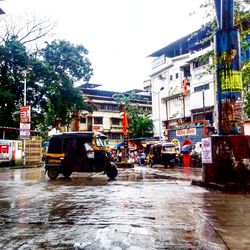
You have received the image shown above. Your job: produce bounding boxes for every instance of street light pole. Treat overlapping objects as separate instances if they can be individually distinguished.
[158,93,161,141]
[202,88,205,120]
[23,71,27,167]
[24,72,27,106]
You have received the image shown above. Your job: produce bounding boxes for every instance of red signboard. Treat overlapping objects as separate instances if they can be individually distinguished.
[0,145,9,154]
[176,128,196,136]
[20,105,31,123]
[0,144,11,161]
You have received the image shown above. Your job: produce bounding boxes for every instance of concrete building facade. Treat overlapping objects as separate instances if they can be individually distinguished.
[72,84,151,147]
[148,28,216,141]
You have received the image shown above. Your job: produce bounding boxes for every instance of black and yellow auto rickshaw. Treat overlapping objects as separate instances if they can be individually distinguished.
[148,142,162,166]
[161,142,177,167]
[44,131,118,180]
[148,142,177,167]
[144,141,160,165]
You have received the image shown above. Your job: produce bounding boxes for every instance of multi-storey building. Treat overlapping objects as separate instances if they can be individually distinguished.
[148,27,215,143]
[72,83,151,147]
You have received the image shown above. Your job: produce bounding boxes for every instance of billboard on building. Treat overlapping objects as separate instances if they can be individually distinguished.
[0,140,22,163]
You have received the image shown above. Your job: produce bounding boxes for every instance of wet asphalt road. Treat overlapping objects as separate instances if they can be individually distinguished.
[0,165,250,250]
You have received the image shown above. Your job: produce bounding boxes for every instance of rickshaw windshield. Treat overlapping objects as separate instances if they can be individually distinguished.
[96,137,108,147]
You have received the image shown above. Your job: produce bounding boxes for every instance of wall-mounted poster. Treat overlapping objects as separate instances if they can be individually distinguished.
[202,137,212,164]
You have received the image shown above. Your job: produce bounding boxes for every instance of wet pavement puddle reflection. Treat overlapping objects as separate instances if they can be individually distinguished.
[0,166,249,249]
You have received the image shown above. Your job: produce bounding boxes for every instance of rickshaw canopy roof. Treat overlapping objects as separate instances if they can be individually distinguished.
[52,131,94,139]
[162,142,176,147]
[95,132,108,139]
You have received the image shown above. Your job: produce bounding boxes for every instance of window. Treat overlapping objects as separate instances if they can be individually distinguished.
[193,57,209,69]
[183,65,191,78]
[100,104,107,110]
[93,117,103,124]
[108,133,121,140]
[98,104,119,111]
[175,73,179,79]
[80,117,86,124]
[194,83,209,92]
[109,104,119,111]
[170,75,173,81]
[111,118,120,126]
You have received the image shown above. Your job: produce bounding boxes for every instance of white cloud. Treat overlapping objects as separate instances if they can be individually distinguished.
[2,0,207,92]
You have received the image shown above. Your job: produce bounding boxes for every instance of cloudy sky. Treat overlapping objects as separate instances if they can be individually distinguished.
[1,0,208,92]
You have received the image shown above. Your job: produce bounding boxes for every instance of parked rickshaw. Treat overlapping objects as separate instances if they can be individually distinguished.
[148,143,162,166]
[144,141,160,165]
[44,132,118,180]
[161,142,177,167]
[148,142,177,167]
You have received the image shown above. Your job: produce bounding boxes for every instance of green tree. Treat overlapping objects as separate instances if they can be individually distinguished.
[113,92,153,138]
[0,16,94,137]
[38,40,93,130]
[0,38,30,128]
[242,60,250,116]
[126,105,153,138]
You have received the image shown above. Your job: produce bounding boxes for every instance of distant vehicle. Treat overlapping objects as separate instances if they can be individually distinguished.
[161,142,177,167]
[44,132,118,180]
[148,142,177,168]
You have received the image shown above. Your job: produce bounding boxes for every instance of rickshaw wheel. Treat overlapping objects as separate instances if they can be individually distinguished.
[62,169,72,178]
[106,164,118,179]
[47,167,59,180]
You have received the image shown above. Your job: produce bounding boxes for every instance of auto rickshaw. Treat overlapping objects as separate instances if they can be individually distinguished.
[161,142,177,167]
[148,142,177,167]
[44,131,118,180]
[148,142,163,167]
[144,141,160,165]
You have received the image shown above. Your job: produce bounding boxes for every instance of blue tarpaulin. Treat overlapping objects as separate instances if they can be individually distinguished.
[114,142,124,148]
[43,141,49,147]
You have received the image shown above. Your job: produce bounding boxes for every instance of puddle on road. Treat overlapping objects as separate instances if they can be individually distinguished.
[118,167,178,182]
[0,166,201,185]
[117,165,202,182]
[47,175,108,187]
[2,166,245,250]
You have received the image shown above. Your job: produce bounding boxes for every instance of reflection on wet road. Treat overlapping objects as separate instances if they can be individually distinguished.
[0,166,249,249]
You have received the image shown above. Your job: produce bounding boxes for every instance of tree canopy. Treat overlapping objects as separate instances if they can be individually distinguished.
[0,17,94,137]
[113,92,153,138]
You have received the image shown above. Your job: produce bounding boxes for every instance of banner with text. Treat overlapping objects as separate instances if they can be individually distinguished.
[176,128,196,136]
[20,123,30,139]
[20,105,31,123]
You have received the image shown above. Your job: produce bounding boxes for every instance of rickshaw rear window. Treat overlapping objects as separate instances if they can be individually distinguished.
[162,145,175,151]
[48,136,62,154]
[96,137,107,147]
